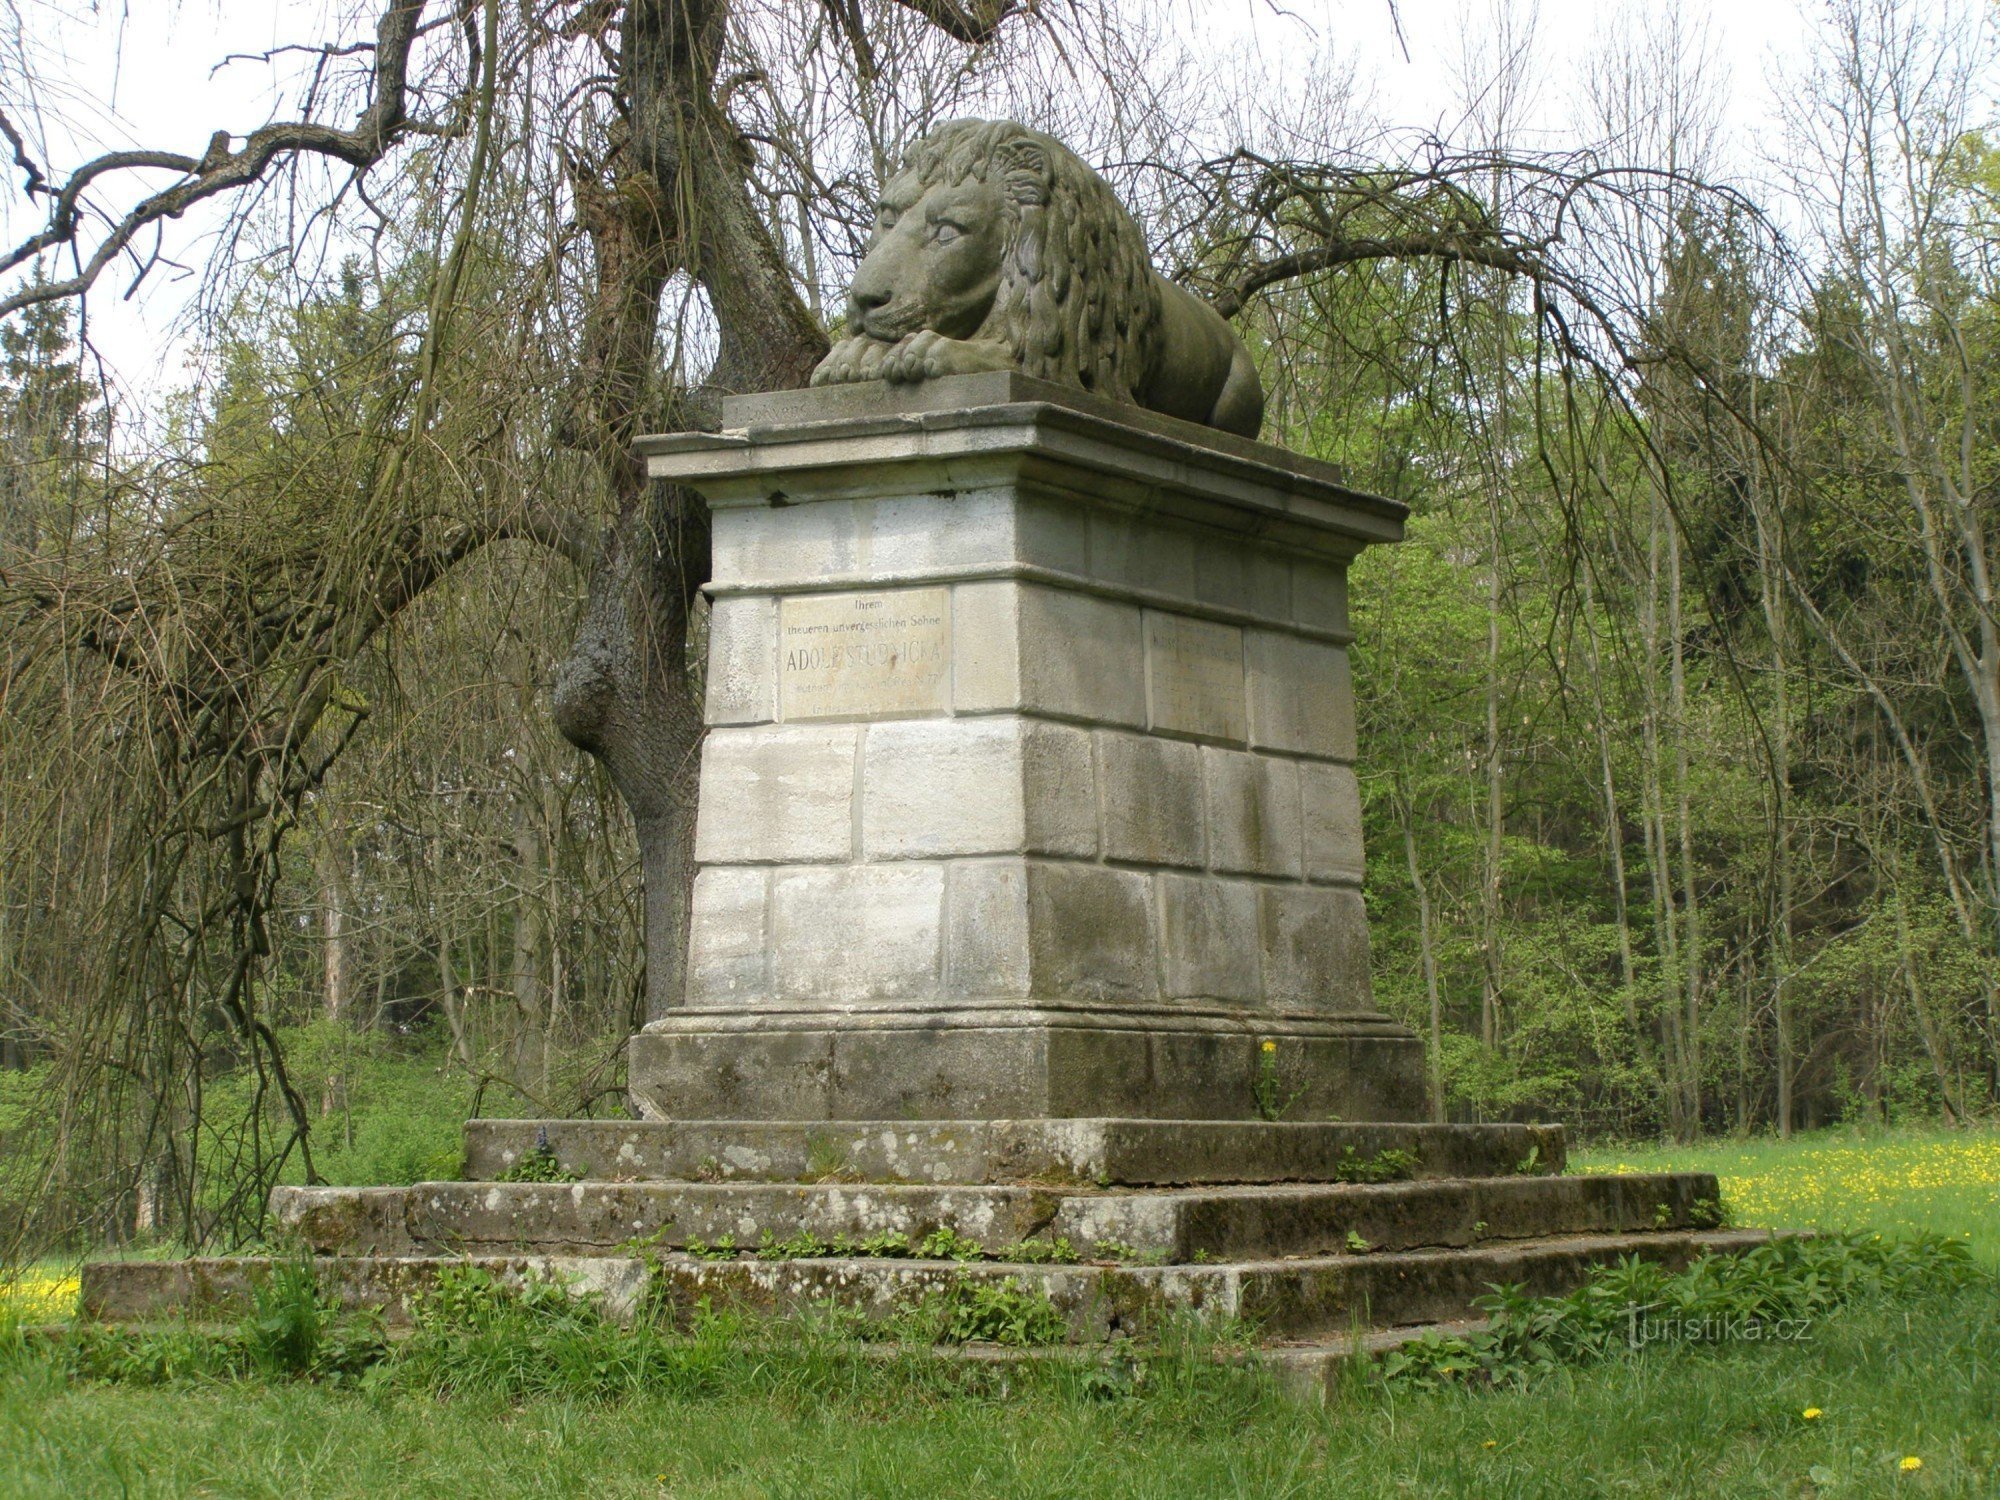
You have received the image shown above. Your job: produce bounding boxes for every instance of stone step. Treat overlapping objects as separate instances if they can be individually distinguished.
[78,1230,1772,1340]
[269,1171,1718,1262]
[461,1117,1567,1187]
[649,1229,1772,1340]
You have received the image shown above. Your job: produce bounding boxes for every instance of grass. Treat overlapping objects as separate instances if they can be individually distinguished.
[2,1285,1994,1497]
[1573,1122,2000,1263]
[0,1125,1995,1497]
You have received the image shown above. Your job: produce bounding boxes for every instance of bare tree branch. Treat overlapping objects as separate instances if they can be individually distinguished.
[0,1,440,319]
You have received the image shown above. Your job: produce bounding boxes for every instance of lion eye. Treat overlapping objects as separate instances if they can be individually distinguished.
[932,222,963,244]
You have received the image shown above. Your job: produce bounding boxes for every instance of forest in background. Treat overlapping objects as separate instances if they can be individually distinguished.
[1,0,1997,1253]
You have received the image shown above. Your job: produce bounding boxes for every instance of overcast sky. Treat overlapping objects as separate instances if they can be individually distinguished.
[1,0,1824,401]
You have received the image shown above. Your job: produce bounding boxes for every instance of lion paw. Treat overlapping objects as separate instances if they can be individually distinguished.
[809,336,877,386]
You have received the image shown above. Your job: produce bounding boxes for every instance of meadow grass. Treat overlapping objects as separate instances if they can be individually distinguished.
[1573,1123,2000,1262]
[0,1125,1994,1497]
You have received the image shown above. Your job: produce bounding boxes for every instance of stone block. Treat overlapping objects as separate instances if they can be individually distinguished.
[631,1011,1429,1122]
[1026,862,1158,1003]
[686,868,771,1003]
[943,860,1032,998]
[694,724,857,864]
[1016,491,1092,574]
[1098,732,1204,867]
[1259,886,1373,1010]
[1203,748,1302,877]
[861,719,1095,859]
[709,490,1016,590]
[1145,611,1247,742]
[704,595,776,725]
[1195,540,1291,618]
[1089,509,1196,596]
[1302,762,1366,883]
[951,580,1020,713]
[1245,631,1356,760]
[1016,586,1146,727]
[772,864,944,1002]
[1158,874,1261,1002]
[1291,560,1350,635]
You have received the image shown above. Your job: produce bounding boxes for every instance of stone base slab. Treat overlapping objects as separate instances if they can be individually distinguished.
[270,1171,1721,1263]
[462,1118,1566,1186]
[80,1230,1773,1340]
[629,1007,1427,1122]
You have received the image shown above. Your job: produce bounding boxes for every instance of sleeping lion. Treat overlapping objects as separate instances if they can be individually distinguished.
[810,119,1265,440]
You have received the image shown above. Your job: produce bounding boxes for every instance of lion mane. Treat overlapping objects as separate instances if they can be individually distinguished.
[894,119,1165,408]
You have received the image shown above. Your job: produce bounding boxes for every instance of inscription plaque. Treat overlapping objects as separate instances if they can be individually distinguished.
[779,587,952,719]
[1145,611,1247,740]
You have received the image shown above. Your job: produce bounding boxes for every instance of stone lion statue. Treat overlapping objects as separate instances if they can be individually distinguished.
[810,119,1265,439]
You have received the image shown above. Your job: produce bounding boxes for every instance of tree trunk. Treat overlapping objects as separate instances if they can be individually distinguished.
[547,0,825,1025]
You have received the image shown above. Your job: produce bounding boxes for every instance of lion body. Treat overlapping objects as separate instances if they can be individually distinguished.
[810,120,1265,440]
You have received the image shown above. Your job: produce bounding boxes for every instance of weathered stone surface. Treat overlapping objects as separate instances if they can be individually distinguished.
[686,868,770,1002]
[1290,560,1350,635]
[1145,611,1246,741]
[705,594,777,725]
[266,1171,1719,1264]
[1015,586,1146,727]
[1194,539,1292,618]
[710,489,1018,591]
[461,1118,1571,1187]
[1259,886,1372,1010]
[861,719,1095,859]
[273,1180,1069,1258]
[1054,1172,1722,1262]
[1301,762,1365,884]
[694,723,857,864]
[1245,632,1355,760]
[1203,748,1302,878]
[1024,863,1158,1003]
[942,860,1032,998]
[1157,874,1260,1002]
[83,1230,1772,1339]
[771,864,944,1002]
[631,1011,1426,1121]
[643,1229,1773,1341]
[949,580,1022,713]
[1098,733,1204,867]
[79,1255,651,1327]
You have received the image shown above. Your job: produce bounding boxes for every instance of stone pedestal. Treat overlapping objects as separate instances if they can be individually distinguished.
[630,373,1427,1122]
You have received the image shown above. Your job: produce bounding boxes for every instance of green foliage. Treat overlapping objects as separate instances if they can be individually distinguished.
[1329,1146,1420,1184]
[915,1226,984,1262]
[883,1277,1068,1348]
[754,1228,1078,1264]
[1380,1232,1986,1391]
[494,1145,580,1185]
[1250,1040,1302,1122]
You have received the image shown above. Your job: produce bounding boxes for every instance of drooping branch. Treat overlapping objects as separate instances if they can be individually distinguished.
[0,0,444,319]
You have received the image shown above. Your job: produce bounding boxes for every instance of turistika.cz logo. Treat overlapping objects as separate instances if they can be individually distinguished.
[1624,1307,1813,1348]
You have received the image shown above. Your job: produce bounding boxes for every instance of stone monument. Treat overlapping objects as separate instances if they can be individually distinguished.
[630,117,1424,1124]
[84,122,1752,1371]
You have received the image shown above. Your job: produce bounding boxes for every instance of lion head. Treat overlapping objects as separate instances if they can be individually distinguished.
[815,119,1164,405]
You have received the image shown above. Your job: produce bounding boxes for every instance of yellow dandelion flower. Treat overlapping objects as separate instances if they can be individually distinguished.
[1482,1440,1497,1450]
[1802,1408,1823,1420]
[1900,1456,1923,1473]
[1261,1040,1277,1053]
